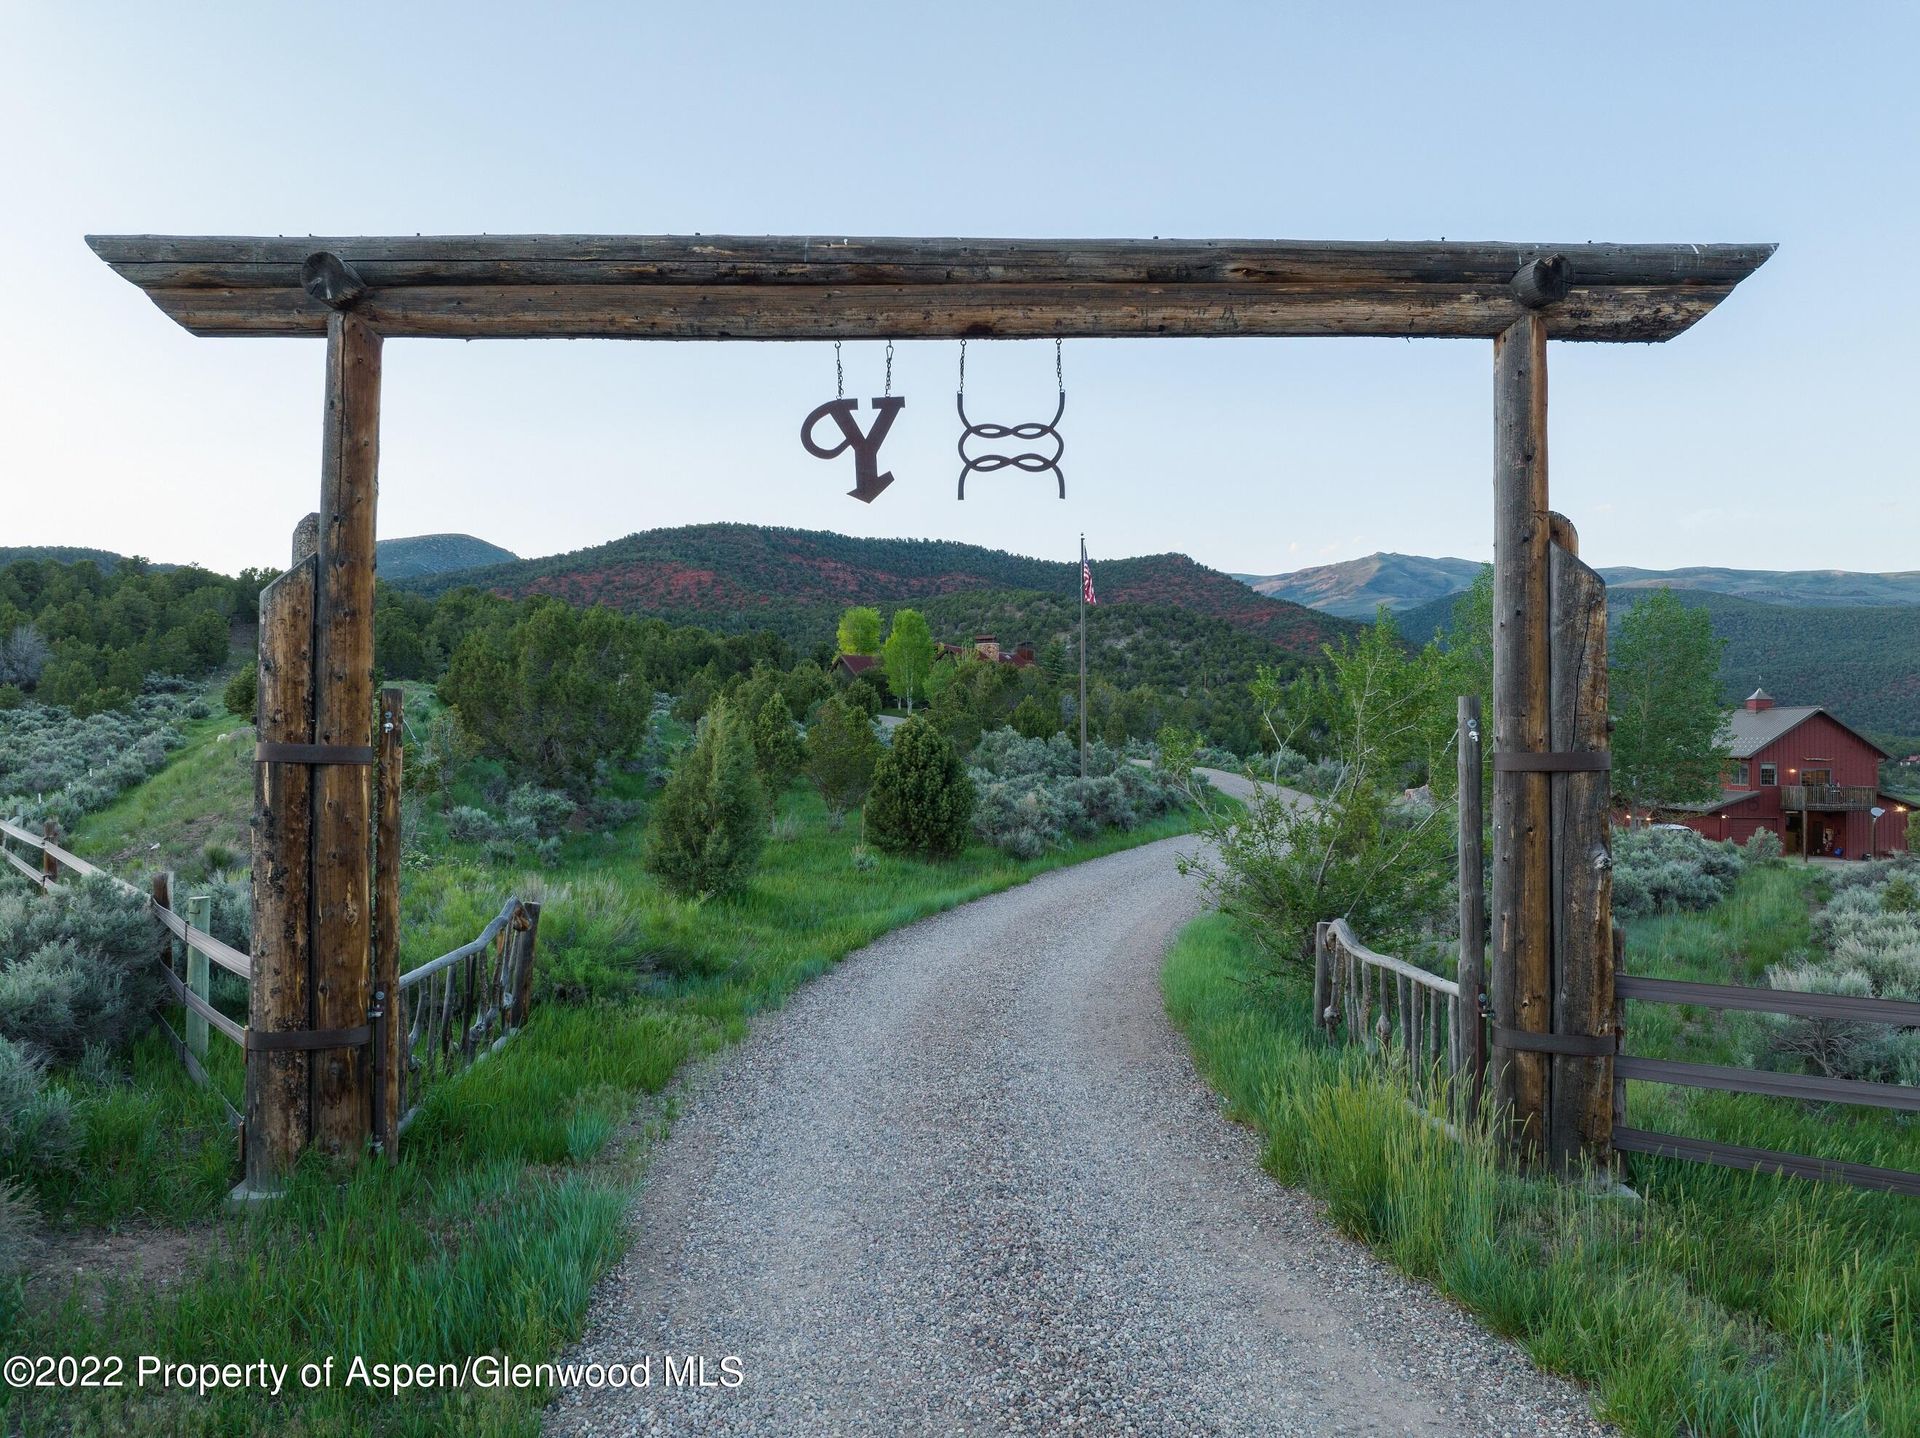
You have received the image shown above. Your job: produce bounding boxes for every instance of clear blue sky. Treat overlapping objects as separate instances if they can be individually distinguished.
[2,2,1914,579]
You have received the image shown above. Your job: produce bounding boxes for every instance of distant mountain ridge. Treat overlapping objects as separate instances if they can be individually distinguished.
[2,534,516,582]
[375,533,518,580]
[1243,551,1920,616]
[404,522,1355,658]
[1240,553,1484,617]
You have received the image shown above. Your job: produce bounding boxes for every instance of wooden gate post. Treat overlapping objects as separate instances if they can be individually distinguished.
[310,309,382,1159]
[1490,311,1553,1161]
[245,526,317,1195]
[1549,529,1615,1169]
[1456,694,1487,1107]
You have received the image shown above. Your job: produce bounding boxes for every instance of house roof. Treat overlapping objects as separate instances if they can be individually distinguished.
[1658,789,1766,815]
[836,654,878,676]
[1722,704,1891,761]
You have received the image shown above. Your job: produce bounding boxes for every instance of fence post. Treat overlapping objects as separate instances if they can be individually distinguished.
[374,687,404,1159]
[186,892,213,1061]
[151,870,174,974]
[41,819,61,886]
[1312,920,1331,1035]
[507,901,543,1030]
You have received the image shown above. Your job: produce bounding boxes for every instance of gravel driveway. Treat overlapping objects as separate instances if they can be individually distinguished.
[545,818,1608,1437]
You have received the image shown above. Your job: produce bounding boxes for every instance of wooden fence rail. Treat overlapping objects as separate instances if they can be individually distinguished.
[392,896,541,1137]
[1313,913,1920,1197]
[2,812,541,1165]
[1315,917,1471,1106]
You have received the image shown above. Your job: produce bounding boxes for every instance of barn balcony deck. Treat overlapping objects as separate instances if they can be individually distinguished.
[1783,785,1878,812]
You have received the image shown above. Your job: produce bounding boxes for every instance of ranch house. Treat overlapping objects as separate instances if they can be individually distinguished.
[1657,690,1911,858]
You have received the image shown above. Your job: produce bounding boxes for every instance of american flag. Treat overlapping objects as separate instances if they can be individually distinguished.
[1081,553,1097,606]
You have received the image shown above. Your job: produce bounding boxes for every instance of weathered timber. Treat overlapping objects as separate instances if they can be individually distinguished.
[374,687,403,1157]
[309,311,381,1161]
[507,901,542,1030]
[1511,256,1572,308]
[300,252,368,309]
[247,551,316,1191]
[41,819,60,886]
[123,280,1743,343]
[292,511,319,564]
[1491,311,1553,1162]
[1456,694,1487,1108]
[1548,542,1614,1170]
[1548,510,1579,555]
[151,870,174,985]
[186,892,212,1061]
[85,234,1778,289]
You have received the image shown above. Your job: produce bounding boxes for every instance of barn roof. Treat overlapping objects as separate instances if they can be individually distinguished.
[1724,704,1891,760]
[83,235,1777,343]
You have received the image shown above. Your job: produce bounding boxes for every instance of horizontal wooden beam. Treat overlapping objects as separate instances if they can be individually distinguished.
[85,234,1775,343]
[132,279,1736,343]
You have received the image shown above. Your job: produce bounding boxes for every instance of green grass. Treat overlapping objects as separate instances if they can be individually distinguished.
[69,691,253,884]
[5,749,1205,1435]
[1164,906,1920,1437]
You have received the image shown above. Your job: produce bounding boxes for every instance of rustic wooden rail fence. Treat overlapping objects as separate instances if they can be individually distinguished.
[1315,918,1474,1109]
[0,810,542,1171]
[1313,912,1920,1196]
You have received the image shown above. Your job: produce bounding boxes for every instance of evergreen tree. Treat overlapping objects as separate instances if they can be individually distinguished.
[750,689,804,790]
[644,699,767,897]
[805,695,883,823]
[865,717,974,858]
[223,662,258,718]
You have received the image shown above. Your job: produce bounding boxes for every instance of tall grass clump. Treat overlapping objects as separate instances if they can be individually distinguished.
[1165,908,1920,1438]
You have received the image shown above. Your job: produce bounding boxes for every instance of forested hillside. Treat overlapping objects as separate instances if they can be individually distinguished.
[0,557,259,713]
[1400,579,1920,742]
[404,522,1353,656]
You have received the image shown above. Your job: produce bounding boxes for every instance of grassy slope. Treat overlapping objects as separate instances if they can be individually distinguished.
[68,701,254,878]
[6,719,1206,1436]
[1164,896,1920,1438]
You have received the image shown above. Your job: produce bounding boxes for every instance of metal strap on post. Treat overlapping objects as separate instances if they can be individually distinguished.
[1492,751,1612,772]
[1492,1025,1617,1057]
[255,742,376,765]
[245,1024,372,1052]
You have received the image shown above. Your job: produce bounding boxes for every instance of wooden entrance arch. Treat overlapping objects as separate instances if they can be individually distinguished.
[90,233,1775,1187]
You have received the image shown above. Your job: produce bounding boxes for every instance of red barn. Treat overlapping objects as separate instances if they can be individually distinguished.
[1656,690,1910,858]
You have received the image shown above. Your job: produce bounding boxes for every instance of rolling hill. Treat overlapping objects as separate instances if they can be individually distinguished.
[375,533,518,580]
[1238,553,1485,617]
[403,522,1356,659]
[1,535,515,582]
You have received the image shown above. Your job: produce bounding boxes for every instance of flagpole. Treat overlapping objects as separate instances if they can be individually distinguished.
[1078,534,1088,778]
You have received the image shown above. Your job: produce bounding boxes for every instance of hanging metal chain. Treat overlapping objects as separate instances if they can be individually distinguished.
[1055,337,1064,396]
[884,340,894,398]
[834,340,843,400]
[958,338,966,396]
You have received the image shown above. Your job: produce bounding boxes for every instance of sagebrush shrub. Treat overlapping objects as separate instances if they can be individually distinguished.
[866,718,974,859]
[0,1033,74,1177]
[1759,862,1920,1081]
[0,695,188,832]
[960,727,1185,856]
[0,874,160,1060]
[1744,828,1784,863]
[1611,827,1746,919]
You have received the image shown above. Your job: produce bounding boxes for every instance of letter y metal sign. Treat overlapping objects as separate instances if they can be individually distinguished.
[801,396,907,503]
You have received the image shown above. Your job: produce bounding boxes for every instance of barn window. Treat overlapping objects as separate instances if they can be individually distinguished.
[1759,763,1777,785]
[1727,761,1749,787]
